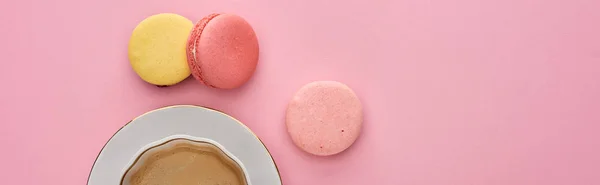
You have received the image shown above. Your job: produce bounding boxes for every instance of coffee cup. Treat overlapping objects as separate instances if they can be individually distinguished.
[120,135,250,185]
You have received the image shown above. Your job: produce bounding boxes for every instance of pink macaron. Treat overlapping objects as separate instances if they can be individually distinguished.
[186,13,259,89]
[286,81,363,156]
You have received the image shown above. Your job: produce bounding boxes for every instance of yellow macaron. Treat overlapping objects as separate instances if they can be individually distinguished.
[128,13,193,86]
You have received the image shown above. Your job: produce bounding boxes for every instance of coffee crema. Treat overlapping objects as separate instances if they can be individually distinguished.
[121,139,247,185]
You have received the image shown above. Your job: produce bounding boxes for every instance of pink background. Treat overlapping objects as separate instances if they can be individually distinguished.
[1,0,599,184]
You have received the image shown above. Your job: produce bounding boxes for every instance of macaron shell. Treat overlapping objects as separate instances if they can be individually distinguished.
[193,14,259,89]
[186,13,220,86]
[129,13,193,86]
[286,81,363,156]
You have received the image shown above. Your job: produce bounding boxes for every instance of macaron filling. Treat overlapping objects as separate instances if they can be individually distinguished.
[186,13,220,88]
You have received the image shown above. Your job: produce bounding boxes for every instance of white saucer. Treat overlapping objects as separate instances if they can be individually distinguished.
[87,105,282,185]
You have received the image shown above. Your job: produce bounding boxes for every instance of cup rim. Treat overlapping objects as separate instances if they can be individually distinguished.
[119,134,252,185]
[87,105,281,185]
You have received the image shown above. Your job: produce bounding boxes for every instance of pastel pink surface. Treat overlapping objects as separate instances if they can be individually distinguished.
[1,0,600,185]
[188,13,259,89]
[286,81,362,156]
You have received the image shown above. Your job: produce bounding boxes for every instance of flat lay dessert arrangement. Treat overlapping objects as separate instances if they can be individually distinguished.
[3,0,600,184]
[89,12,363,185]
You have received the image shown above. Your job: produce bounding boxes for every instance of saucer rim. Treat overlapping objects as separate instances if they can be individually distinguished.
[86,104,282,185]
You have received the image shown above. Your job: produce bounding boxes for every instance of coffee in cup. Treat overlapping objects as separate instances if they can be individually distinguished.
[121,138,248,185]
